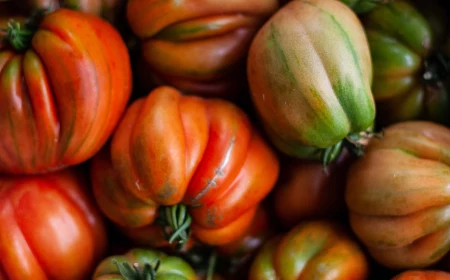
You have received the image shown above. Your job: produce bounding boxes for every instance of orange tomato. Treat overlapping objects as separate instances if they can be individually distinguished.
[90,86,280,247]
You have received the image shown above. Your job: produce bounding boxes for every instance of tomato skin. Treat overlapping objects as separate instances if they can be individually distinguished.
[0,168,107,280]
[92,248,198,280]
[346,121,450,269]
[392,270,450,280]
[90,86,280,246]
[216,206,274,259]
[0,8,132,175]
[274,149,352,228]
[247,0,374,160]
[249,220,368,280]
[126,0,279,98]
[364,0,450,126]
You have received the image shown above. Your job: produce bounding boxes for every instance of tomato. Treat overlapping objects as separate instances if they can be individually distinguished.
[126,0,279,98]
[247,0,375,163]
[90,86,280,247]
[13,0,127,25]
[346,121,450,269]
[0,8,132,175]
[216,206,275,259]
[92,248,197,280]
[363,0,450,126]
[274,149,352,228]
[248,220,368,280]
[0,168,107,280]
[392,270,450,280]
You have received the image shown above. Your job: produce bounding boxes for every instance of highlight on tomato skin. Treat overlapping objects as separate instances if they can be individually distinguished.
[90,85,280,248]
[0,8,132,175]
[0,168,108,280]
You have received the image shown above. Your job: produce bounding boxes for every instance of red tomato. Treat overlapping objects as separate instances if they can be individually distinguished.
[0,168,107,280]
[392,270,450,280]
[274,149,352,228]
[0,8,132,175]
[90,86,280,247]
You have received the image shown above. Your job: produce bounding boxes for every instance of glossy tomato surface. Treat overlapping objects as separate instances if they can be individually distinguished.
[0,8,132,175]
[0,168,107,280]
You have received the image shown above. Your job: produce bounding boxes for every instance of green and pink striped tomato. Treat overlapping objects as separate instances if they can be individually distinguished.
[247,0,375,162]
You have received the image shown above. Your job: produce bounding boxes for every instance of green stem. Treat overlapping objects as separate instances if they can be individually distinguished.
[2,8,47,52]
[321,129,383,174]
[157,204,192,248]
[206,251,217,280]
[113,259,160,280]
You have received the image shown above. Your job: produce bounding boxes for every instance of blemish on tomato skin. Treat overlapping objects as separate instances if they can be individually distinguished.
[206,205,223,227]
[191,137,236,205]
[156,181,178,204]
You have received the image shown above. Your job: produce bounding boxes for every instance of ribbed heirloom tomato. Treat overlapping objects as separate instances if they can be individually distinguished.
[90,86,280,247]
[364,0,450,126]
[249,220,368,280]
[346,121,450,269]
[0,8,132,175]
[126,0,279,98]
[0,168,107,280]
[92,248,197,280]
[274,149,352,228]
[247,0,375,163]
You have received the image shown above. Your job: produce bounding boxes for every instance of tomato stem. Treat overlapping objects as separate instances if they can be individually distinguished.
[113,258,160,280]
[206,251,217,280]
[321,129,383,174]
[157,204,192,248]
[3,8,46,52]
[423,53,450,84]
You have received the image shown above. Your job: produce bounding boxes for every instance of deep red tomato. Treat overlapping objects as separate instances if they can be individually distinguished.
[0,168,107,280]
[90,86,280,247]
[274,149,352,228]
[392,270,450,280]
[0,8,131,175]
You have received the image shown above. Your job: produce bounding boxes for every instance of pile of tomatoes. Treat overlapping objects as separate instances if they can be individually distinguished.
[1,0,450,279]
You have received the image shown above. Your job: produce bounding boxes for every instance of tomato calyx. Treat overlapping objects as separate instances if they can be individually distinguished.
[1,8,46,52]
[423,53,450,85]
[321,129,383,174]
[157,204,192,248]
[113,258,161,280]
